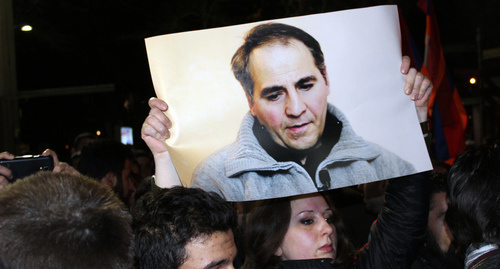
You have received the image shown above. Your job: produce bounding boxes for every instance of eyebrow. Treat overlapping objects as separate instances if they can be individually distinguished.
[297,210,314,216]
[204,259,230,269]
[260,85,286,98]
[259,75,318,98]
[296,208,332,216]
[295,76,317,88]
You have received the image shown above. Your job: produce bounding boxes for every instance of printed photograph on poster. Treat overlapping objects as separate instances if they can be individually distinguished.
[145,5,432,201]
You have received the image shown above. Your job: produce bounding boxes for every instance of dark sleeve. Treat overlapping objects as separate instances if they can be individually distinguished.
[353,172,430,269]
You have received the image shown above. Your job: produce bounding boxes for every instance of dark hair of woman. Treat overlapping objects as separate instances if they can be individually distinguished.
[241,193,355,269]
[446,140,500,249]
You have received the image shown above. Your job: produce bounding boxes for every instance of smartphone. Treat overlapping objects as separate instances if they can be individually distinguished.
[0,155,54,183]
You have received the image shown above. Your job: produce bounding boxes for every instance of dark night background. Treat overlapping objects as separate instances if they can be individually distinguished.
[9,0,500,161]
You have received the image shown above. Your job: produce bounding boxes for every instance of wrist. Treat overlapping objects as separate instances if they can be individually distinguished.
[420,121,430,137]
[416,107,428,123]
[154,150,172,161]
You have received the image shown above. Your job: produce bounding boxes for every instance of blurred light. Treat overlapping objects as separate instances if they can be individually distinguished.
[65,144,70,150]
[470,77,477,84]
[96,130,101,136]
[21,25,32,32]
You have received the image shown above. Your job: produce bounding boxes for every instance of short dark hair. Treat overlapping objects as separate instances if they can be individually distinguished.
[0,172,133,268]
[446,141,500,248]
[132,186,236,269]
[242,193,353,269]
[231,23,327,101]
[429,172,447,210]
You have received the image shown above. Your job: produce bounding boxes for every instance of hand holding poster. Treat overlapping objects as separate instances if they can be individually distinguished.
[144,5,432,201]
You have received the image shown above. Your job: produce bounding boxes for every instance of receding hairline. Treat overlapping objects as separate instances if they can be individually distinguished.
[246,38,327,96]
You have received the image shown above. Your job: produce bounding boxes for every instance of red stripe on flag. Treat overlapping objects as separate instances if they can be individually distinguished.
[417,0,467,163]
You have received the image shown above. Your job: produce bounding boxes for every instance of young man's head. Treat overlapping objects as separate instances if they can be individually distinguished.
[0,172,133,268]
[232,23,330,152]
[133,186,237,269]
[70,132,99,167]
[78,139,138,207]
[446,141,500,248]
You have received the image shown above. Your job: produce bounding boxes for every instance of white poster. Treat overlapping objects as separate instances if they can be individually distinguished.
[145,5,432,201]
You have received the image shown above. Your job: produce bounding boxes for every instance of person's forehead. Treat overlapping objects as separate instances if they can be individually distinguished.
[291,194,329,213]
[181,230,236,268]
[250,39,313,66]
[250,39,317,73]
[248,40,319,91]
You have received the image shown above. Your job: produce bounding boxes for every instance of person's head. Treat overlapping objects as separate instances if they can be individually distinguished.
[132,148,154,180]
[446,141,500,249]
[427,172,452,255]
[70,132,98,167]
[133,186,237,269]
[78,139,138,207]
[232,23,330,152]
[0,172,133,268]
[242,192,353,269]
[72,132,98,153]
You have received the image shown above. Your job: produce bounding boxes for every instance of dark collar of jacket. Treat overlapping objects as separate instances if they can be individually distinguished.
[253,110,342,180]
[224,104,381,178]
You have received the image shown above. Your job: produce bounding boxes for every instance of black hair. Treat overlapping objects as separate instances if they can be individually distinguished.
[231,23,326,101]
[429,172,448,210]
[242,193,354,269]
[132,186,236,268]
[446,141,500,248]
[0,172,133,268]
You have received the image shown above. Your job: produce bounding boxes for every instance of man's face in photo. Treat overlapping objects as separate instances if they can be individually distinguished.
[247,39,330,151]
[179,230,237,269]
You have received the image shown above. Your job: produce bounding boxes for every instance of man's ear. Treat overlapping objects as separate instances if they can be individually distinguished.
[275,246,283,257]
[101,171,117,189]
[245,93,256,116]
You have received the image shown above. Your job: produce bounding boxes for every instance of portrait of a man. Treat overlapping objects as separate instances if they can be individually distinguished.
[189,23,416,201]
[144,5,432,201]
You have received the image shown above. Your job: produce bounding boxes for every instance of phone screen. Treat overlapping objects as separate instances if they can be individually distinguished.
[121,126,133,145]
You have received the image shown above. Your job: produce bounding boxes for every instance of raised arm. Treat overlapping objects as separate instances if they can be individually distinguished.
[354,62,433,267]
[141,97,182,188]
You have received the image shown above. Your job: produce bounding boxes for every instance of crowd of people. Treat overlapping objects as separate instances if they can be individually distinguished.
[0,22,499,269]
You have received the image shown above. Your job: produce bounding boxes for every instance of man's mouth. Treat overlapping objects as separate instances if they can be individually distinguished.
[286,122,310,134]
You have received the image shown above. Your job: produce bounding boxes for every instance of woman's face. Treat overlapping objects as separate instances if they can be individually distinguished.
[276,193,338,261]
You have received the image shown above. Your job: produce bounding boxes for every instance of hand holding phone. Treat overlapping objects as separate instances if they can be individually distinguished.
[0,152,14,188]
[0,155,54,183]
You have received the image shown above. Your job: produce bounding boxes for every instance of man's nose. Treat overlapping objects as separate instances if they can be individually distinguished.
[285,90,306,117]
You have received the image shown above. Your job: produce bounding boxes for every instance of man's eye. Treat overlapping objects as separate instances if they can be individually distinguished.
[300,218,314,225]
[266,93,281,101]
